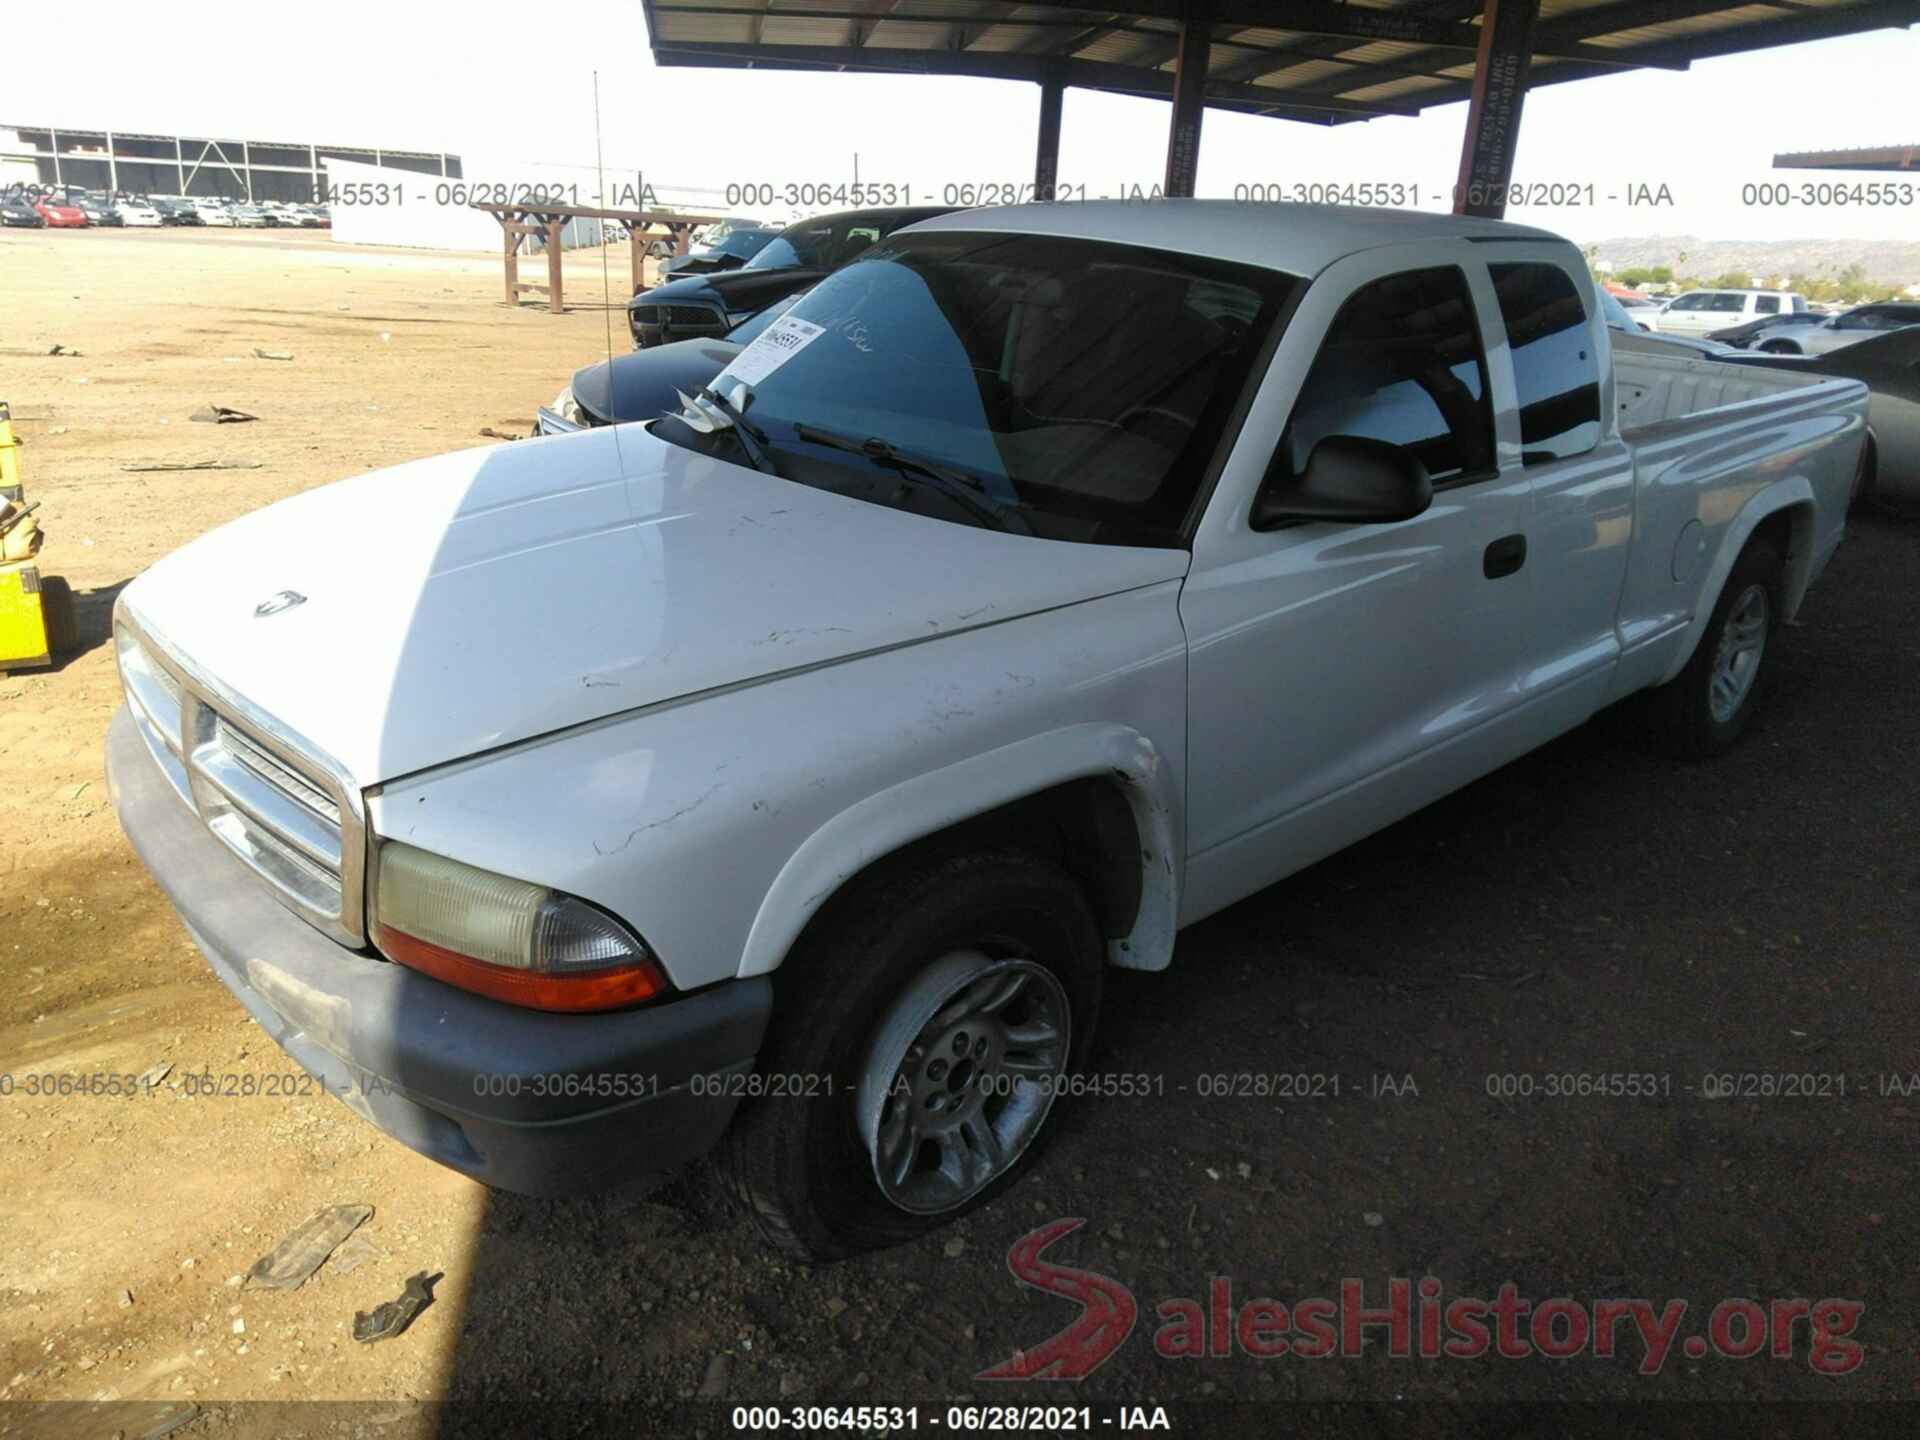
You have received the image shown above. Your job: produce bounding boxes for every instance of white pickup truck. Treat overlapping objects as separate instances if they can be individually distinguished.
[110,203,1867,1259]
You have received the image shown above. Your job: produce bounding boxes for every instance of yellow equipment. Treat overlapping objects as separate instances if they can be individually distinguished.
[0,400,21,491]
[0,562,72,672]
[0,401,74,672]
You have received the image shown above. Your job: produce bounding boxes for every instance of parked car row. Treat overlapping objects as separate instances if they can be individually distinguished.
[1709,301,1920,355]
[1615,285,1920,356]
[627,205,955,349]
[539,205,957,433]
[0,190,331,230]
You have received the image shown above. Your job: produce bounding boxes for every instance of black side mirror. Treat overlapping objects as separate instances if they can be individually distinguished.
[1251,435,1434,529]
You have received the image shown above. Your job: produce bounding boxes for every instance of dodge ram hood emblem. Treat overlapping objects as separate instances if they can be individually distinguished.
[254,590,307,617]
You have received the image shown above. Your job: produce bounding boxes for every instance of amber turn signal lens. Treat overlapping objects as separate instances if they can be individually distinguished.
[371,842,671,1012]
[375,923,670,1012]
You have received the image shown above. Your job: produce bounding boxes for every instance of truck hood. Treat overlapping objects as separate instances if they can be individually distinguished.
[571,338,740,424]
[123,425,1187,784]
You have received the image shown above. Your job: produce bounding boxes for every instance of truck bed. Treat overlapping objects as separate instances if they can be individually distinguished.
[1613,337,1862,436]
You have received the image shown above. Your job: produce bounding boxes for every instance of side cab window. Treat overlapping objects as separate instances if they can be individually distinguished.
[1277,266,1495,487]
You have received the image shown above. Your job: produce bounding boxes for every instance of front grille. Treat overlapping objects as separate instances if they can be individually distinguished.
[629,300,727,347]
[116,614,366,946]
[630,303,724,326]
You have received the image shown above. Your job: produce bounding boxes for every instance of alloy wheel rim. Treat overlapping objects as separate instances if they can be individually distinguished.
[1709,583,1769,723]
[856,951,1070,1216]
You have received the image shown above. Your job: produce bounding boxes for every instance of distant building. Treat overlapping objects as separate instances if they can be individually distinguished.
[1774,144,1919,173]
[0,123,459,201]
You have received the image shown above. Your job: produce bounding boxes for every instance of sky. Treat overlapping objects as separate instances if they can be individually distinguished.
[6,2,1918,248]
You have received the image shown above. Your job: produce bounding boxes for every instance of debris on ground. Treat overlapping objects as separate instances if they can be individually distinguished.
[326,1232,380,1277]
[142,1402,200,1439]
[122,460,263,472]
[478,427,523,441]
[352,1271,439,1344]
[0,344,80,358]
[188,404,258,424]
[138,1061,173,1091]
[243,1204,373,1291]
[252,348,295,361]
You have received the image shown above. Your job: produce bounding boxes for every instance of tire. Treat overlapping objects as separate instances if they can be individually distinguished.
[1758,340,1800,355]
[1849,433,1878,516]
[719,848,1104,1261]
[1626,533,1785,759]
[40,575,77,656]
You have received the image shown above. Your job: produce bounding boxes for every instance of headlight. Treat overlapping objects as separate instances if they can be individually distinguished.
[549,386,584,425]
[371,841,669,1011]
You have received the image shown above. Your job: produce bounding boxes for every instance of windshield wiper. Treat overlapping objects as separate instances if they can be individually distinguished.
[791,422,1029,535]
[690,385,780,476]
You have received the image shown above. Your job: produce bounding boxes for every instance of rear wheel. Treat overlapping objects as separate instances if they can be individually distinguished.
[1849,433,1878,515]
[1624,533,1784,758]
[719,849,1103,1261]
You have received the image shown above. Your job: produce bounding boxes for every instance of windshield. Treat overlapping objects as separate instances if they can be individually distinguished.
[657,231,1299,547]
[745,216,888,273]
[710,230,773,258]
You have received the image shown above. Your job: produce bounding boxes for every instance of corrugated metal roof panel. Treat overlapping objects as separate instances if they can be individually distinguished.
[758,15,860,44]
[656,12,761,43]
[645,0,1909,118]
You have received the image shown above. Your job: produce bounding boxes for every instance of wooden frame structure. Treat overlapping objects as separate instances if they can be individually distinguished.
[478,203,730,313]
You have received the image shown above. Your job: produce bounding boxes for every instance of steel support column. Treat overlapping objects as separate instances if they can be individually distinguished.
[1163,0,1210,198]
[1452,0,1540,219]
[1034,65,1065,201]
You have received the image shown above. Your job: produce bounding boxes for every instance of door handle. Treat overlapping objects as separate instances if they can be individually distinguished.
[1483,533,1527,580]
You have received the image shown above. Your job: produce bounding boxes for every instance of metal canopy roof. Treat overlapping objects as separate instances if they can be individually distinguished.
[641,0,1917,126]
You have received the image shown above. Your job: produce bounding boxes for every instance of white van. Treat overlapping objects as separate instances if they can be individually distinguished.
[1649,288,1809,337]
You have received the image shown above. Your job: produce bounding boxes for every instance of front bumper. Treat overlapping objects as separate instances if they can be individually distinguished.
[534,405,585,436]
[108,705,771,1195]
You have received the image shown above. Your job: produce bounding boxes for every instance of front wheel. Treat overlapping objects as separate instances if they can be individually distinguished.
[1758,340,1801,355]
[719,849,1104,1261]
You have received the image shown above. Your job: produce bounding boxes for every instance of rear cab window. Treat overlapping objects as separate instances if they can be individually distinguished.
[1488,261,1601,463]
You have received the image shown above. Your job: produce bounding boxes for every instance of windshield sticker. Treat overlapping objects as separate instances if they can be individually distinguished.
[725,314,827,387]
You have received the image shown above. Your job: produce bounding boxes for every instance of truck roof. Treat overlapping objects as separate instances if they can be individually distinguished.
[903,200,1566,278]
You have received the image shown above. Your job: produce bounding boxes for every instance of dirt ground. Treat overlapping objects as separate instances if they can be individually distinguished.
[2,226,1917,1437]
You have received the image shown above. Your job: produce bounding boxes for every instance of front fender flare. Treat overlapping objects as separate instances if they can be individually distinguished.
[737,723,1182,978]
